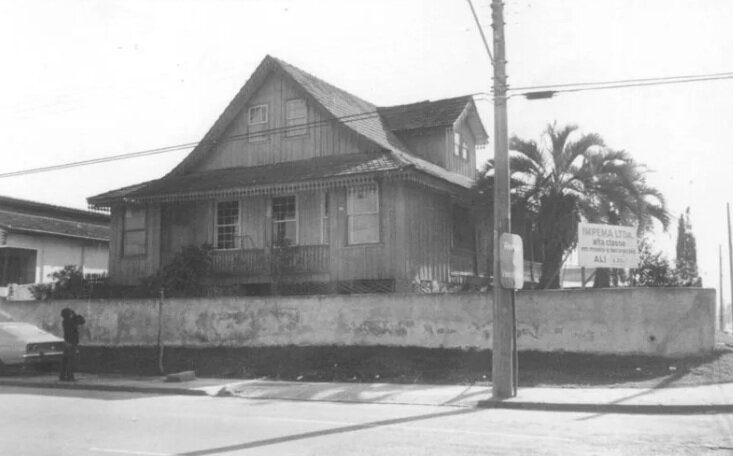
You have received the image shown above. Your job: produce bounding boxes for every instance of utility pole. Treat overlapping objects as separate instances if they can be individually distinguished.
[725,203,733,334]
[720,244,725,332]
[491,0,516,399]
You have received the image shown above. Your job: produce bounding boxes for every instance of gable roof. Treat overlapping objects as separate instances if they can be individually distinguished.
[90,56,484,206]
[0,197,109,242]
[379,96,474,131]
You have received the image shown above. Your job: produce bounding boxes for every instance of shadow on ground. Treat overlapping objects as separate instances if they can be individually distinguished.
[69,342,733,389]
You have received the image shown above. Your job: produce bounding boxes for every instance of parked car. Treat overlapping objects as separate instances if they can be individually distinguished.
[0,322,64,372]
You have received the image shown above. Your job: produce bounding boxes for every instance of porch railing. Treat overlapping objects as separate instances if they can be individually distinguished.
[210,245,330,276]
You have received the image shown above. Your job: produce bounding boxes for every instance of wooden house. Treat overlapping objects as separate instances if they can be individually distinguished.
[88,56,489,293]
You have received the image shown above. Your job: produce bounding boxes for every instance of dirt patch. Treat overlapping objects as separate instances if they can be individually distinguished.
[74,337,733,388]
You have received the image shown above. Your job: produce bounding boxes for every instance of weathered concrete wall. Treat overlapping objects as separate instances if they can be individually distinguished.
[1,288,715,357]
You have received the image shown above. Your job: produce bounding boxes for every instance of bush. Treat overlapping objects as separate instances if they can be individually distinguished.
[142,244,213,297]
[30,266,109,300]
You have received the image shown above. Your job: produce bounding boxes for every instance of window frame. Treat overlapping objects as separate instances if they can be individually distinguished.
[248,104,268,125]
[285,98,308,137]
[346,183,380,245]
[122,206,147,257]
[453,131,461,156]
[271,195,298,246]
[214,200,241,251]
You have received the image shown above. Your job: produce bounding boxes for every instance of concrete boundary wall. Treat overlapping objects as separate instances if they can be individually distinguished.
[1,288,715,358]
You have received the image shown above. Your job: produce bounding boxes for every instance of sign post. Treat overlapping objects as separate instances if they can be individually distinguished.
[577,222,639,269]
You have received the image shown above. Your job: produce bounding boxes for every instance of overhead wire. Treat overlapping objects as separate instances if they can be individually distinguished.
[0,96,482,179]
[4,69,733,178]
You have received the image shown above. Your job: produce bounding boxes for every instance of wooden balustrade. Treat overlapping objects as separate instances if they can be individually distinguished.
[210,245,330,276]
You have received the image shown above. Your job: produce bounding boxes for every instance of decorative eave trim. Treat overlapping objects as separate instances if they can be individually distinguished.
[92,167,473,207]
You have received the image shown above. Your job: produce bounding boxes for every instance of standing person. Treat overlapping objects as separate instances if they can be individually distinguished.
[59,308,85,381]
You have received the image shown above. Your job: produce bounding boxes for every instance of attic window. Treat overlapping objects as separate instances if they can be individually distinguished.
[454,132,461,156]
[248,104,268,125]
[285,99,307,136]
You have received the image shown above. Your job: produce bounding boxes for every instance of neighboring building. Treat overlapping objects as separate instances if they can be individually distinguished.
[0,196,109,295]
[89,55,489,293]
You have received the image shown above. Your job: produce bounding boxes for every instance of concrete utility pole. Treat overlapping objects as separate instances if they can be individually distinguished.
[491,0,517,399]
[728,203,733,331]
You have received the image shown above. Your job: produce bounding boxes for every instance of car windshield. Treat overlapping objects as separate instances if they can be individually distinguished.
[0,323,49,339]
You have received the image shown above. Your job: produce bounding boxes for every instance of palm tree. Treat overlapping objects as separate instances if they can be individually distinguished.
[474,123,669,289]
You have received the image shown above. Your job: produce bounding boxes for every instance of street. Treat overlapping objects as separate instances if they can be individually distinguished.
[1,386,732,455]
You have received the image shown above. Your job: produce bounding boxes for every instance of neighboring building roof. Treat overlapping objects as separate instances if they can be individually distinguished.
[378,96,475,132]
[89,56,483,207]
[0,196,109,242]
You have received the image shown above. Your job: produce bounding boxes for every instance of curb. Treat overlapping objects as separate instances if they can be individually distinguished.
[0,379,207,397]
[477,399,733,415]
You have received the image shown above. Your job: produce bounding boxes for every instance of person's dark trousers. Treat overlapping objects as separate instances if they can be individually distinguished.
[59,344,78,381]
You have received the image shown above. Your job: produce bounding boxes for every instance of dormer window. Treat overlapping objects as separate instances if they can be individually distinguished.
[454,131,469,160]
[248,104,268,125]
[285,99,307,136]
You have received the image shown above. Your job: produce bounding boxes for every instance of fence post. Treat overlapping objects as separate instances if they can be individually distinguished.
[157,288,165,374]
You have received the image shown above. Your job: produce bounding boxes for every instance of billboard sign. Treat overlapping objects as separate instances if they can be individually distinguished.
[577,222,639,269]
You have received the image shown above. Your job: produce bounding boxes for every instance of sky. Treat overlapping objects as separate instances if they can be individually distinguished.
[1,0,732,299]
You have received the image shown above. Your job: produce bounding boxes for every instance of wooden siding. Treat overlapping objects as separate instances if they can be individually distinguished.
[241,196,267,248]
[446,122,477,180]
[328,181,397,282]
[398,182,453,286]
[197,73,378,172]
[393,128,447,167]
[108,204,161,286]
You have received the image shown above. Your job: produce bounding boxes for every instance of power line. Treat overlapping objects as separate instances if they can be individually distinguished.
[466,0,494,65]
[508,70,733,92]
[0,96,480,179]
[510,72,733,98]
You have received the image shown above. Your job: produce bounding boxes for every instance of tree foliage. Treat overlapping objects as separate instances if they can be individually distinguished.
[674,207,702,287]
[628,237,699,287]
[474,123,669,289]
[143,244,213,297]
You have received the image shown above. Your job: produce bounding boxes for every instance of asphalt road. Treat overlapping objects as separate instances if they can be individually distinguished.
[1,386,732,455]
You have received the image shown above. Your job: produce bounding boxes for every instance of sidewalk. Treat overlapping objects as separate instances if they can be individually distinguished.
[0,373,731,414]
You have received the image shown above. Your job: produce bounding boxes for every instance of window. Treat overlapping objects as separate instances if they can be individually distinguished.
[347,184,379,244]
[321,192,329,244]
[215,201,240,250]
[285,99,307,136]
[248,104,268,125]
[452,205,474,250]
[248,104,268,143]
[272,196,297,245]
[122,207,146,256]
[454,131,469,160]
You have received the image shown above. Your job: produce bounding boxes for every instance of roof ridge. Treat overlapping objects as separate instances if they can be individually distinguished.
[377,94,474,111]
